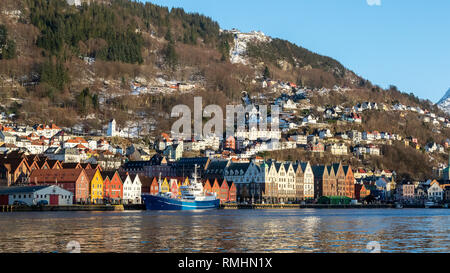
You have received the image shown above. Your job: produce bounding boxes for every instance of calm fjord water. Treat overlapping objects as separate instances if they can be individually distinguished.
[0,209,448,253]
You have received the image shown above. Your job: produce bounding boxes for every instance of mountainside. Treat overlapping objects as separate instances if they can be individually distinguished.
[437,88,450,115]
[0,0,449,180]
[0,0,446,129]
[0,0,358,124]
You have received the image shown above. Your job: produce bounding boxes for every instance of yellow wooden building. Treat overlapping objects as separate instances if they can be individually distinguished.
[183,177,190,186]
[160,178,170,193]
[86,169,104,204]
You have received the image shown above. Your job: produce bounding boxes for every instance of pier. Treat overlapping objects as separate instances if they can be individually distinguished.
[0,204,124,212]
[221,203,397,209]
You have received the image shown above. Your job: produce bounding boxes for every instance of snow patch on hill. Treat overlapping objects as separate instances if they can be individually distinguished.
[437,88,450,115]
[226,29,272,65]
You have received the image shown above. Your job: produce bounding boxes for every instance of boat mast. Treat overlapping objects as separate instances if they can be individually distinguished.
[194,164,198,184]
[158,172,162,195]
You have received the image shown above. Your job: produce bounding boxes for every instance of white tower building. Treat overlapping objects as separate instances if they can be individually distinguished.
[107,119,117,137]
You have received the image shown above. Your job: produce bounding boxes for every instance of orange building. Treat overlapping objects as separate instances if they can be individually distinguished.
[219,179,229,204]
[227,181,237,203]
[211,179,221,198]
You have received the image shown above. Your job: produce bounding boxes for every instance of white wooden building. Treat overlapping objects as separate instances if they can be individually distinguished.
[0,185,73,206]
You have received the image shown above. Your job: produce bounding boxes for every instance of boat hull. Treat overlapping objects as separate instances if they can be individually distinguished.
[142,194,220,210]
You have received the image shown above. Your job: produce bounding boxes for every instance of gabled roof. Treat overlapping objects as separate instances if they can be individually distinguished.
[122,160,151,169]
[84,169,100,182]
[101,171,118,181]
[0,185,51,195]
[311,165,327,178]
[29,168,85,184]
[205,160,229,174]
[139,176,154,187]
[226,162,250,173]
[61,162,81,169]
[0,157,27,173]
[118,172,130,182]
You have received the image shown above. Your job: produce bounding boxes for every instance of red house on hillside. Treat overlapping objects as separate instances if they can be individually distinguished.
[224,136,236,150]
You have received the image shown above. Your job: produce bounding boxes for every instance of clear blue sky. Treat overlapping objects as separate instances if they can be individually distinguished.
[142,0,450,103]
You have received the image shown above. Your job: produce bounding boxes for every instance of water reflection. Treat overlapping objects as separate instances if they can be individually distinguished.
[0,209,448,253]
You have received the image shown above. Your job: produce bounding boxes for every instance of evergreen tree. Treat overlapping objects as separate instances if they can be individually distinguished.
[3,39,16,59]
[40,58,70,92]
[263,66,271,79]
[0,25,6,48]
[0,24,16,60]
[164,40,178,70]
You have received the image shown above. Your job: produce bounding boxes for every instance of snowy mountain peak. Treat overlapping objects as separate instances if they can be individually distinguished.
[437,88,450,115]
[437,88,450,104]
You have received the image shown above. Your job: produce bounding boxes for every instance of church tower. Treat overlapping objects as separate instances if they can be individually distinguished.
[107,119,117,137]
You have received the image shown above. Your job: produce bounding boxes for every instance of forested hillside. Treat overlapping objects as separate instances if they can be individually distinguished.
[0,0,446,133]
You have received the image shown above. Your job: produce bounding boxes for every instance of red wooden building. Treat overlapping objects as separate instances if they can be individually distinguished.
[219,179,229,204]
[170,178,179,198]
[211,179,221,198]
[227,181,237,203]
[149,178,159,195]
[203,179,212,193]
[101,171,123,203]
[28,168,90,203]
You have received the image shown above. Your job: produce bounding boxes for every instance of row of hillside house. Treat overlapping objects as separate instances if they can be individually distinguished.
[341,112,362,123]
[183,136,221,152]
[0,185,74,206]
[425,142,446,153]
[311,163,356,200]
[353,145,381,156]
[155,133,226,152]
[353,102,379,112]
[0,122,129,164]
[392,104,449,125]
[238,138,297,159]
[326,143,348,155]
[353,169,394,180]
[235,127,282,142]
[0,123,62,138]
[203,160,315,204]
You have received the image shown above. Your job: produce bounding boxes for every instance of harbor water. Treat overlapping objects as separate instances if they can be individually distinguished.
[0,209,448,253]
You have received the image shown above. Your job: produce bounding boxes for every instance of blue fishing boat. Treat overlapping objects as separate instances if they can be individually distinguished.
[142,165,220,210]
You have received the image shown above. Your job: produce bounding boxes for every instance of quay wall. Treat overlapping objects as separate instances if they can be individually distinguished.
[221,203,397,209]
[0,204,124,212]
